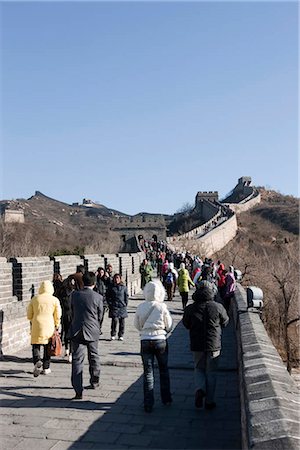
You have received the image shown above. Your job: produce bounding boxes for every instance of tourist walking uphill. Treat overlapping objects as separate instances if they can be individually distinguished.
[139,258,153,289]
[177,262,195,309]
[134,280,173,413]
[183,280,229,410]
[106,274,128,341]
[60,275,75,362]
[27,280,62,377]
[69,271,103,400]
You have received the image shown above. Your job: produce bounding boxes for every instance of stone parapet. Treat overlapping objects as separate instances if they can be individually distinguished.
[233,284,300,449]
[10,257,54,302]
[83,254,105,273]
[0,250,145,355]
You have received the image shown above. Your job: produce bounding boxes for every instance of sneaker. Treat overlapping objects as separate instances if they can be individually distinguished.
[195,389,205,409]
[65,349,70,357]
[33,361,42,377]
[205,402,216,410]
[42,368,51,375]
[118,337,124,341]
[111,336,116,340]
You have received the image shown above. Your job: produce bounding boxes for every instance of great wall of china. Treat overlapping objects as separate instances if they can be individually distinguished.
[0,176,299,448]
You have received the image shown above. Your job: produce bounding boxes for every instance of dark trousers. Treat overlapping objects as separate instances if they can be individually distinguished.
[141,339,172,409]
[111,317,125,337]
[100,305,108,332]
[180,292,189,309]
[62,318,72,351]
[224,293,234,313]
[32,343,51,370]
[71,339,100,395]
[166,283,175,301]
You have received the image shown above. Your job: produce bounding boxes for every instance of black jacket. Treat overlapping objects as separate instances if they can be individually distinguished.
[94,276,110,306]
[107,284,128,319]
[183,298,229,352]
[69,288,103,341]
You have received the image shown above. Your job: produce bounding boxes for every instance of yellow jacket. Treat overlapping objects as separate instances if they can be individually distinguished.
[27,280,62,345]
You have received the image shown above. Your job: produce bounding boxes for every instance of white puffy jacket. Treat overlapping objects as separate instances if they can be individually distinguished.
[134,280,173,340]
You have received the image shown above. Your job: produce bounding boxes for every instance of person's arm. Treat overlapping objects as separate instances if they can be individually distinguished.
[188,275,195,288]
[53,298,62,329]
[27,299,34,321]
[124,287,128,306]
[219,304,229,327]
[134,309,142,331]
[182,306,191,329]
[98,295,104,324]
[164,308,173,333]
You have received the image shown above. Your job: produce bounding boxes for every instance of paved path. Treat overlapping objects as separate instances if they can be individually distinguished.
[0,286,241,450]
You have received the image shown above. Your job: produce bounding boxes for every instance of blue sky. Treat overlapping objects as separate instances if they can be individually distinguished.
[1,1,298,214]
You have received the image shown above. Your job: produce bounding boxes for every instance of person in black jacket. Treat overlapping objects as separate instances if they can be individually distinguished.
[94,267,110,336]
[106,274,128,341]
[69,271,103,399]
[183,280,229,410]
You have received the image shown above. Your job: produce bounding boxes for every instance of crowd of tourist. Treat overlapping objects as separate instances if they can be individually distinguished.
[26,243,237,412]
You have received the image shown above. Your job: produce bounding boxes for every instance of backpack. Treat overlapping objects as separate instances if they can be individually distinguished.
[166,272,174,285]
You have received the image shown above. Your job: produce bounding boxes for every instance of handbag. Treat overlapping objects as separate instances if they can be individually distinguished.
[50,329,62,357]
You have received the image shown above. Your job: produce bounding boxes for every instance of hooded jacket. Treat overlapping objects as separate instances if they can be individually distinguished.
[177,265,195,293]
[134,280,173,340]
[27,281,62,345]
[183,281,229,352]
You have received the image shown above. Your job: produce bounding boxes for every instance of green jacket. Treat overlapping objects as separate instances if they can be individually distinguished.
[177,268,194,293]
[140,264,153,288]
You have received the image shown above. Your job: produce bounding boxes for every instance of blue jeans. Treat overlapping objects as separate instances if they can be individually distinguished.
[141,339,172,408]
[193,351,220,404]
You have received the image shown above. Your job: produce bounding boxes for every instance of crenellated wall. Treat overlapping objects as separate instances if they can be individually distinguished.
[233,285,300,449]
[0,251,145,356]
[224,191,261,214]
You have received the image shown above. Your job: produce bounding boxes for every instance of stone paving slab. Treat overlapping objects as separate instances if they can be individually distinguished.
[0,285,241,449]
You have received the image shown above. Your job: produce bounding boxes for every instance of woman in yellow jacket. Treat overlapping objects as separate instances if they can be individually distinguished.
[177,263,195,310]
[27,280,62,377]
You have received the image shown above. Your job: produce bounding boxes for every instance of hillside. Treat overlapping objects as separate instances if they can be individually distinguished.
[0,191,128,257]
[213,189,299,368]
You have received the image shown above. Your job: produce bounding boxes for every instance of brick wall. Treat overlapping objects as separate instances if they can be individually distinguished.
[52,255,83,280]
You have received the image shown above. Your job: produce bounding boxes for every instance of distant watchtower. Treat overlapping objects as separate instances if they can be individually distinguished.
[195,191,219,206]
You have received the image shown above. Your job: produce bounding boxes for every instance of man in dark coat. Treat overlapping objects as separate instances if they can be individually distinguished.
[183,280,229,410]
[69,271,103,399]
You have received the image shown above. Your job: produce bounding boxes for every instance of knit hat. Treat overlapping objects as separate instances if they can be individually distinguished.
[193,280,215,302]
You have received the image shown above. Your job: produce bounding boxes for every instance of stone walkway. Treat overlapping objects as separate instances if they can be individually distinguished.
[0,286,241,450]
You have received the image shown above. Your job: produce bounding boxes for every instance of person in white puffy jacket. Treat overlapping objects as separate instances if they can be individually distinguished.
[134,280,173,413]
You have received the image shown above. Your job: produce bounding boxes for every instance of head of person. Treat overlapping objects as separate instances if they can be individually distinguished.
[143,280,165,303]
[38,280,54,295]
[193,280,215,303]
[113,273,122,285]
[143,259,148,265]
[77,264,86,275]
[201,266,213,280]
[168,262,174,271]
[107,264,113,275]
[53,273,62,283]
[83,271,96,287]
[180,262,185,270]
[97,267,105,278]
